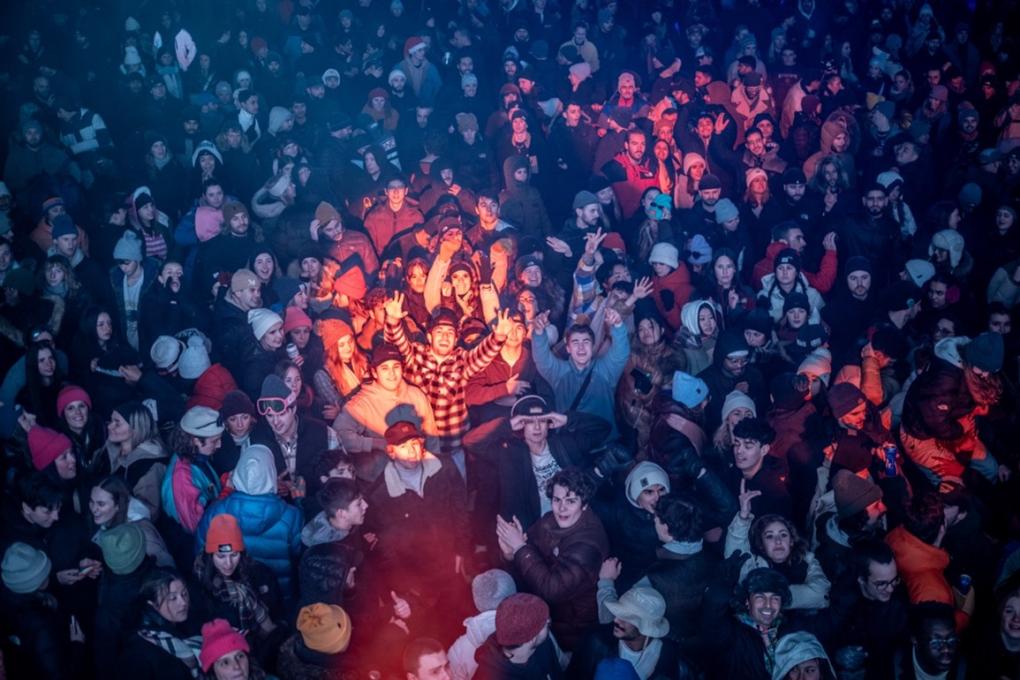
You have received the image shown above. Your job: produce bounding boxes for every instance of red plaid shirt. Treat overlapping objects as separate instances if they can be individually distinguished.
[386,320,504,454]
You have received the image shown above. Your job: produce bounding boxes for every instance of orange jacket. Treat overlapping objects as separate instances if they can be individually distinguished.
[886,526,969,631]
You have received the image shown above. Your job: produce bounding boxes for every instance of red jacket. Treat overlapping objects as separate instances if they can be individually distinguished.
[751,242,838,293]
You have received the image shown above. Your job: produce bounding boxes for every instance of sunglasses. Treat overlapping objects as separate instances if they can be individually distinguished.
[257,397,290,416]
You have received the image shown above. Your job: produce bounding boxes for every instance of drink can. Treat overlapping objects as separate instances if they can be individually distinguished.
[958,574,971,594]
[286,343,299,359]
[883,445,898,476]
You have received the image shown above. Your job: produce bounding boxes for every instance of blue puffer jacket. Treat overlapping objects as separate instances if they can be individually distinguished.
[195,491,302,596]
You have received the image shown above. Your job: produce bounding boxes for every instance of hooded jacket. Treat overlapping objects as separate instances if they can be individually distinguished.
[498,156,552,238]
[448,610,497,680]
[98,438,168,520]
[757,272,825,323]
[195,445,302,594]
[771,632,834,680]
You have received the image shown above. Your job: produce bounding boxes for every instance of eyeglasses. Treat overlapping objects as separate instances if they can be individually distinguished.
[870,576,901,590]
[926,636,958,652]
[257,398,290,416]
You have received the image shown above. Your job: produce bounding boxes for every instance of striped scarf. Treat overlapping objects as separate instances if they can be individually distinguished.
[137,628,202,677]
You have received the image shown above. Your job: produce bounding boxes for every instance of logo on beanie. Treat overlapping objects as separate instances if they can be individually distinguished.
[216,544,233,553]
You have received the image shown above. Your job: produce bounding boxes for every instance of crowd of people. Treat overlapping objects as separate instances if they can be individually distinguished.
[1,0,1020,678]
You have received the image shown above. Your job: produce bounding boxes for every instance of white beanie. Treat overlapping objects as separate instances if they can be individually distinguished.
[150,336,184,371]
[904,259,935,288]
[648,242,679,269]
[124,16,141,32]
[625,462,671,508]
[798,348,833,385]
[247,308,283,341]
[721,390,757,423]
[178,335,211,379]
[231,444,277,495]
[124,45,142,66]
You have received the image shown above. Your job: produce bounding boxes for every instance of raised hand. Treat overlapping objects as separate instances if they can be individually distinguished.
[738,478,762,520]
[383,292,407,320]
[583,228,607,256]
[493,308,514,338]
[599,557,622,581]
[546,236,572,257]
[390,591,411,620]
[632,277,654,300]
[604,306,622,327]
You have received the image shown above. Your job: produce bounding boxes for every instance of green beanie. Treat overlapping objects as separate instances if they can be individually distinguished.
[99,523,146,575]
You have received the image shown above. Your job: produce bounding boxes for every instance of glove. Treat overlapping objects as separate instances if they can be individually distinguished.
[594,442,635,478]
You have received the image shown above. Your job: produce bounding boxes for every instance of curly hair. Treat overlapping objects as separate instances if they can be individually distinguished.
[545,468,597,506]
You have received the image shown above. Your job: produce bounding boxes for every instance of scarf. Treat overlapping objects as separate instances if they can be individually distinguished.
[737,612,781,674]
[44,281,68,298]
[152,154,172,170]
[208,572,269,630]
[137,628,203,677]
[662,539,703,556]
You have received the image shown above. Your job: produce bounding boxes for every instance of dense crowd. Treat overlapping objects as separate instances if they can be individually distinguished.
[0,0,1019,678]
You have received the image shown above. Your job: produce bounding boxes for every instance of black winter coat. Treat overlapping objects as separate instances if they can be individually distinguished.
[210,294,254,379]
[94,561,154,678]
[901,358,973,441]
[0,590,82,680]
[474,635,563,680]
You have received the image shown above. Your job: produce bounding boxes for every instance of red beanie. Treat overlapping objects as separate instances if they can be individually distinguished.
[495,593,550,646]
[404,36,426,56]
[28,427,72,471]
[283,306,313,333]
[199,619,250,672]
[56,385,91,417]
[333,265,367,300]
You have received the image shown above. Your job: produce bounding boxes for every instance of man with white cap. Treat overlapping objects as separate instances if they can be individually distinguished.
[161,405,224,534]
[569,585,681,679]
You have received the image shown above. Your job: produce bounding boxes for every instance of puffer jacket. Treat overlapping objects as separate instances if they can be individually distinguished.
[196,492,302,595]
[513,508,609,651]
[885,525,967,630]
[448,610,496,680]
[900,337,975,442]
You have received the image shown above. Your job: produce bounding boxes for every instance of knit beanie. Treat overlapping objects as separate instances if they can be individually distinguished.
[205,514,245,554]
[28,427,72,472]
[625,462,671,508]
[98,523,146,575]
[832,469,883,518]
[572,191,599,210]
[150,335,184,371]
[958,182,982,206]
[283,306,313,333]
[178,335,211,380]
[333,264,367,300]
[699,174,722,190]
[903,259,935,288]
[315,200,342,224]
[220,390,256,419]
[743,307,774,336]
[682,152,706,175]
[260,374,292,402]
[113,230,144,262]
[56,385,91,417]
[963,332,1004,373]
[456,112,479,133]
[2,543,51,593]
[247,308,283,341]
[671,371,709,408]
[51,214,77,240]
[721,390,756,422]
[495,593,550,646]
[845,256,871,276]
[472,569,517,612]
[714,199,739,224]
[200,619,250,672]
[649,242,679,269]
[774,248,801,272]
[797,348,832,384]
[297,603,352,654]
[828,382,865,418]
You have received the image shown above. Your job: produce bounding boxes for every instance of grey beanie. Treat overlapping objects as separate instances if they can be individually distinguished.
[472,569,517,612]
[113,230,144,262]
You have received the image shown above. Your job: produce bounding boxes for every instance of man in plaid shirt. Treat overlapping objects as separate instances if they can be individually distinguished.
[384,291,514,477]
